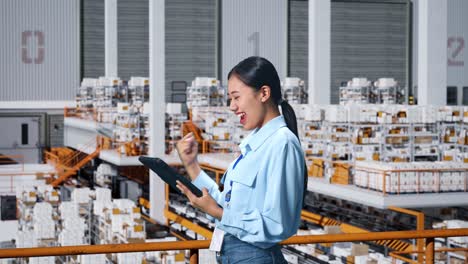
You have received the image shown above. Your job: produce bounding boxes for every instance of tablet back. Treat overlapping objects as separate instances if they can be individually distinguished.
[138,156,203,197]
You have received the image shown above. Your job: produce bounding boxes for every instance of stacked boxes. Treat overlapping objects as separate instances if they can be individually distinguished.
[186,77,225,107]
[299,105,327,172]
[79,254,107,264]
[339,78,375,105]
[165,103,187,154]
[94,197,146,245]
[94,163,117,188]
[355,161,468,194]
[309,158,325,178]
[330,162,351,184]
[58,202,86,246]
[191,106,247,152]
[282,77,307,104]
[16,230,37,248]
[373,78,404,104]
[76,78,98,120]
[73,76,152,156]
[29,257,55,264]
[32,203,55,239]
[71,187,92,204]
[339,77,404,105]
[116,252,145,264]
[128,77,149,111]
[145,237,190,264]
[294,104,468,181]
[325,105,348,123]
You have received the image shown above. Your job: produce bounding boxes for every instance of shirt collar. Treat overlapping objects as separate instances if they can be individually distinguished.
[239,115,287,155]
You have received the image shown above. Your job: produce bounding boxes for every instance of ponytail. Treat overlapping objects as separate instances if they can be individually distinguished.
[279,100,299,139]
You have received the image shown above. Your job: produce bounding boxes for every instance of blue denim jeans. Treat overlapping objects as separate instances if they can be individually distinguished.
[215,233,287,264]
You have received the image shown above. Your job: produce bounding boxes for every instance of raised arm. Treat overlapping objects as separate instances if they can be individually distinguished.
[176,132,201,180]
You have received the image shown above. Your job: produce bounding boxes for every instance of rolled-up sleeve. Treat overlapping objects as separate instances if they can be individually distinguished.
[192,170,224,206]
[219,141,304,245]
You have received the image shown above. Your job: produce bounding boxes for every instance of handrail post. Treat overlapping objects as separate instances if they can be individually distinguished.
[425,237,434,264]
[189,249,198,264]
[416,212,425,263]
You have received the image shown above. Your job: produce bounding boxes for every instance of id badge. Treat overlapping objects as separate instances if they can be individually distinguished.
[209,227,225,252]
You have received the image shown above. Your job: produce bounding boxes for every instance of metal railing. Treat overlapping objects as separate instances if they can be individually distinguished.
[1,228,467,263]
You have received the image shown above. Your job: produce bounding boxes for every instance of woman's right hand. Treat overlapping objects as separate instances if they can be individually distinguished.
[176,133,200,177]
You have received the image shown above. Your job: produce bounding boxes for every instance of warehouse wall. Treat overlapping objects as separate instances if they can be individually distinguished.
[82,0,105,78]
[288,0,308,86]
[0,0,79,101]
[165,0,216,102]
[118,0,149,80]
[330,0,409,104]
[81,0,216,103]
[412,0,468,105]
[447,0,468,104]
[222,0,288,85]
[0,113,47,163]
[288,0,409,104]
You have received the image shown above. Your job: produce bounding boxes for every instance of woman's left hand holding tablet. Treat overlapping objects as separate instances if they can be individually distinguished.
[176,180,223,220]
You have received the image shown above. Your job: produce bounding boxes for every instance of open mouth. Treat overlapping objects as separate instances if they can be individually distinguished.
[237,112,246,125]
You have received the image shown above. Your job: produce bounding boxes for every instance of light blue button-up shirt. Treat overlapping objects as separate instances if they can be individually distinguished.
[193,115,305,249]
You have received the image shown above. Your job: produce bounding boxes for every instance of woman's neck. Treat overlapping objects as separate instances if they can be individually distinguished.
[259,106,281,128]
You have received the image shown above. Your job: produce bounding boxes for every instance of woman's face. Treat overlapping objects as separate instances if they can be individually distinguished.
[228,75,266,130]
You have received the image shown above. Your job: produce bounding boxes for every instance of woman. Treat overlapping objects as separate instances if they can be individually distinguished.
[176,56,306,263]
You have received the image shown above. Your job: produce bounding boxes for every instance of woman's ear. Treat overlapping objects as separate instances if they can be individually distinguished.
[259,85,271,102]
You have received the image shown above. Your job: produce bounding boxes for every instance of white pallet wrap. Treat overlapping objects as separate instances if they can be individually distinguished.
[29,257,55,264]
[116,252,144,264]
[325,105,348,123]
[80,254,107,264]
[59,201,79,219]
[59,229,85,246]
[33,202,53,219]
[111,214,133,233]
[16,230,37,248]
[93,200,113,217]
[63,217,86,232]
[33,217,55,239]
[445,220,468,245]
[125,223,145,240]
[95,187,112,202]
[71,187,91,203]
[113,199,135,213]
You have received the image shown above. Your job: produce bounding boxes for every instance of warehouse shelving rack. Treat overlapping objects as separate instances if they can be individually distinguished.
[411,122,440,161]
[339,84,376,105]
[381,123,411,162]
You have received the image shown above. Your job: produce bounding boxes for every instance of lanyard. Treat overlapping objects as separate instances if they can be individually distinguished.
[224,154,243,203]
[220,154,243,184]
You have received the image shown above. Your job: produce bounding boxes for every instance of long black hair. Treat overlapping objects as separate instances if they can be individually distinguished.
[228,56,308,205]
[228,56,299,137]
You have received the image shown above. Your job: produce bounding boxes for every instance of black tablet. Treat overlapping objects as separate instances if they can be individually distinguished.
[138,156,203,197]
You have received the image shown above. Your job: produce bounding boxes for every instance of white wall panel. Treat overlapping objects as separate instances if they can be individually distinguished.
[222,0,287,85]
[0,0,79,101]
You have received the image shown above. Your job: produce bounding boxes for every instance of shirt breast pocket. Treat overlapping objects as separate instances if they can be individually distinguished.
[229,169,259,211]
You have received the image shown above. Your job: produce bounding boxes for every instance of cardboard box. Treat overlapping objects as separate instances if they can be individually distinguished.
[351,243,369,256]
